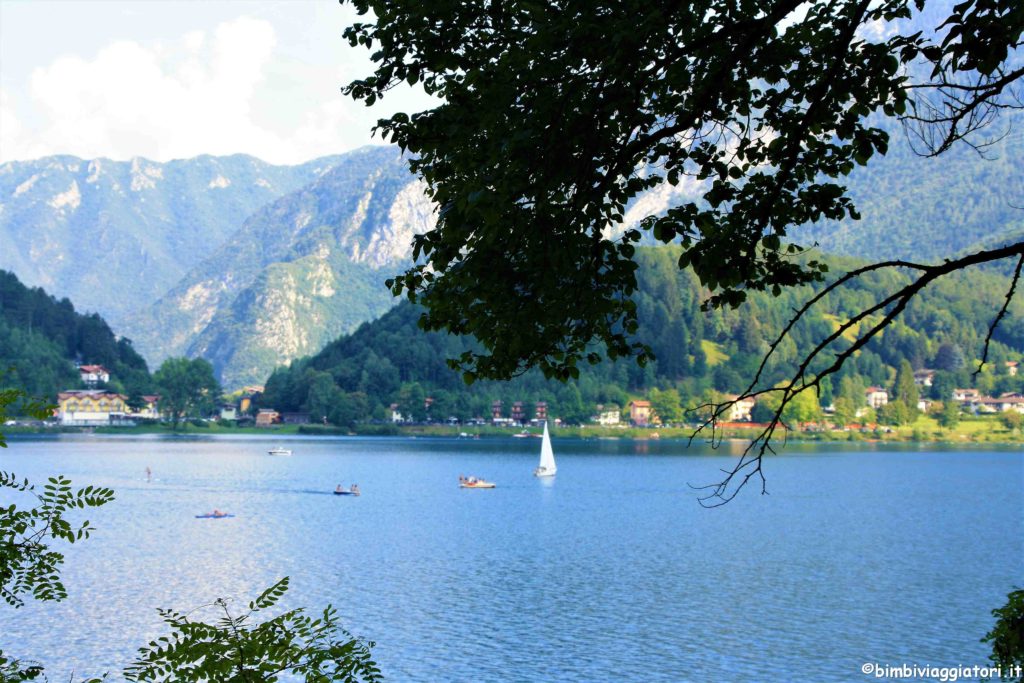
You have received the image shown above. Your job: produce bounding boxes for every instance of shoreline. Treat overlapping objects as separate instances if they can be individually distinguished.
[2,417,1021,445]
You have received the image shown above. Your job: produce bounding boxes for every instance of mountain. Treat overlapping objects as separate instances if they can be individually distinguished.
[261,246,1024,426]
[0,269,152,398]
[794,119,1024,261]
[0,153,343,326]
[124,146,433,388]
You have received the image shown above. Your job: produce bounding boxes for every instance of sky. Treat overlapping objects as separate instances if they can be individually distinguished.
[0,0,435,165]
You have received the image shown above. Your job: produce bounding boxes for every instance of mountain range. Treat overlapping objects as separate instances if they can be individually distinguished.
[124,146,433,387]
[1,115,1021,389]
[1,146,433,387]
[0,153,342,324]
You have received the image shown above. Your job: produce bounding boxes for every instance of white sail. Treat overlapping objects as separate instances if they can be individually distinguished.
[535,421,557,476]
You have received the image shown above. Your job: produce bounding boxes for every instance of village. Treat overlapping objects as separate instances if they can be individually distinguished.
[27,360,1024,435]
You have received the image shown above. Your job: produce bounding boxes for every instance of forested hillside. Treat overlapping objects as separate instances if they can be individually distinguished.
[262,247,1024,425]
[0,270,152,398]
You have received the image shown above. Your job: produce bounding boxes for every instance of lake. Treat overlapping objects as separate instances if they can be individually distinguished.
[1,435,1021,681]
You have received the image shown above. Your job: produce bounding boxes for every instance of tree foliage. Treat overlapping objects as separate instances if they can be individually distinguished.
[123,577,381,683]
[982,588,1024,682]
[343,0,1023,502]
[343,0,1024,384]
[0,473,115,608]
[154,358,222,429]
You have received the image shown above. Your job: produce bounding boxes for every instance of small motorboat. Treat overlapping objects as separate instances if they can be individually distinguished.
[268,446,292,456]
[459,477,496,489]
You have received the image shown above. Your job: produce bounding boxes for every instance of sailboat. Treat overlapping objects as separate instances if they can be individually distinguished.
[533,421,557,477]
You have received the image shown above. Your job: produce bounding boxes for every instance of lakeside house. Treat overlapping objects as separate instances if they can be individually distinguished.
[952,388,981,402]
[57,389,128,425]
[628,400,652,426]
[1007,361,1019,377]
[255,409,280,427]
[133,395,161,420]
[220,404,238,421]
[594,404,621,426]
[865,387,889,409]
[967,395,1024,414]
[723,394,756,422]
[78,364,110,387]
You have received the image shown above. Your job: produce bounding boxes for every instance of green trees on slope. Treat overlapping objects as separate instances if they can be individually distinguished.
[0,270,154,399]
[262,247,1024,426]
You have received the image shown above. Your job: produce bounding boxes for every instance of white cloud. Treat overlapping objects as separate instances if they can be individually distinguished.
[0,15,431,164]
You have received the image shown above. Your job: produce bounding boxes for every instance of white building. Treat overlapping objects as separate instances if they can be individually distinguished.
[912,370,935,387]
[865,387,889,410]
[725,395,756,422]
[594,405,621,426]
[952,388,980,402]
[78,364,110,386]
[972,396,1024,414]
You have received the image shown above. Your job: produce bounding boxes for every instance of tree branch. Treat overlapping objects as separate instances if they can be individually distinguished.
[689,240,1024,506]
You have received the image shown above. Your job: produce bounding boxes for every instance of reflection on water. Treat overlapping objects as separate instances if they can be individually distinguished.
[0,435,1021,682]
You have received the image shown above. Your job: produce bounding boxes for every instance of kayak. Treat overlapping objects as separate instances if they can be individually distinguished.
[333,490,358,496]
[195,514,235,519]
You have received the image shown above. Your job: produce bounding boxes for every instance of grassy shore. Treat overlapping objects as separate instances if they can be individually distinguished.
[384,415,1023,444]
[3,415,1021,444]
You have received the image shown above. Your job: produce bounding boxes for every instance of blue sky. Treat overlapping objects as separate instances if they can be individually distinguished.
[0,0,434,164]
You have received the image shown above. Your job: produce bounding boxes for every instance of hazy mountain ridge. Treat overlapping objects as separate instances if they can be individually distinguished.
[124,146,434,387]
[795,119,1024,261]
[0,153,343,325]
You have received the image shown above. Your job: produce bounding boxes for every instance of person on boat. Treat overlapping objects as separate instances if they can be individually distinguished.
[350,484,360,496]
[459,475,466,485]
[145,466,152,482]
[336,484,343,493]
[212,508,224,518]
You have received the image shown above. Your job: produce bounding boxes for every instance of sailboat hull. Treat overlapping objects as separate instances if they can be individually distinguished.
[533,468,556,477]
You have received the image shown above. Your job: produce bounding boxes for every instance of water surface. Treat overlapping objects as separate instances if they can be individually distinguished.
[1,435,1020,681]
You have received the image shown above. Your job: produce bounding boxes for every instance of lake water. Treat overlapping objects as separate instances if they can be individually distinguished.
[0,435,1021,681]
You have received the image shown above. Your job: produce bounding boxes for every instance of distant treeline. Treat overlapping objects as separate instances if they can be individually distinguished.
[0,270,153,398]
[262,247,1024,426]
